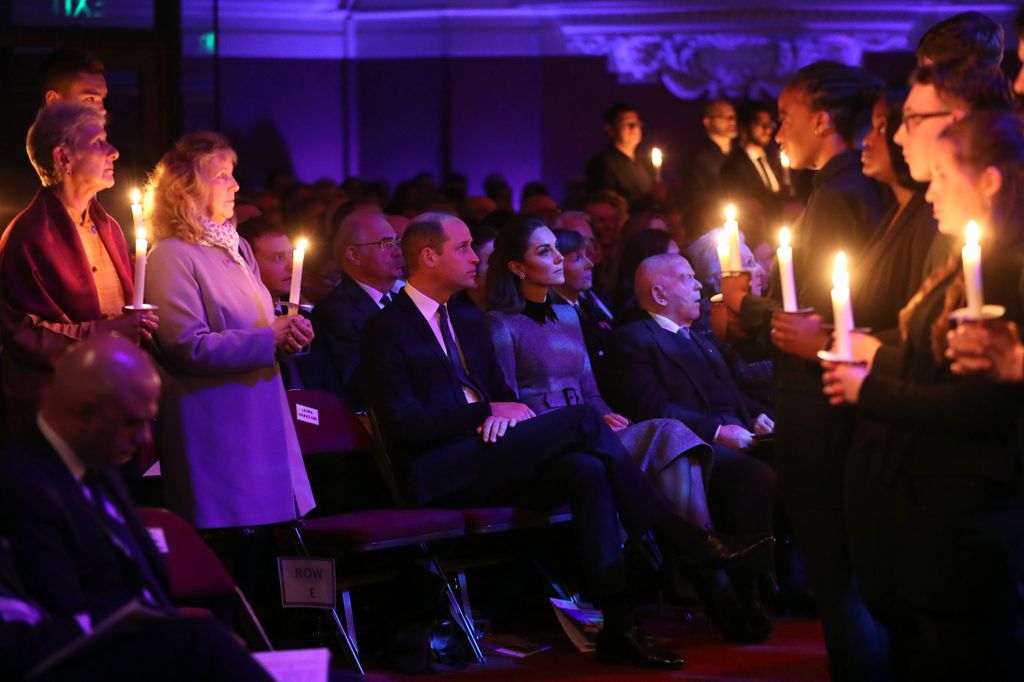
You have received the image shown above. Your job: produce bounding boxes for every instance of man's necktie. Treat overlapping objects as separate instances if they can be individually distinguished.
[437,305,483,400]
[756,156,779,192]
[83,473,175,611]
[380,291,392,307]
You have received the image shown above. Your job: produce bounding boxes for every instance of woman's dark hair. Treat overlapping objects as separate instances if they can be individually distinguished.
[786,60,882,144]
[612,230,677,309]
[469,223,497,254]
[916,11,1004,69]
[553,228,586,257]
[878,85,928,192]
[909,62,1014,112]
[485,215,547,313]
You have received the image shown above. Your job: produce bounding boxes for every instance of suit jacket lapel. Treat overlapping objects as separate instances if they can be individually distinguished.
[394,291,465,403]
[342,275,384,319]
[644,318,714,409]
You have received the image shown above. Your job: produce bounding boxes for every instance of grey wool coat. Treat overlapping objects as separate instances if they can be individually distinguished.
[146,236,315,529]
[486,303,711,476]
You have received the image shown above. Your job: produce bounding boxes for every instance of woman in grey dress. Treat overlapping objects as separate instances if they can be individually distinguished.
[144,132,316,607]
[483,215,714,529]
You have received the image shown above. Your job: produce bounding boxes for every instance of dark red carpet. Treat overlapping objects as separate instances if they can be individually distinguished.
[371,616,828,681]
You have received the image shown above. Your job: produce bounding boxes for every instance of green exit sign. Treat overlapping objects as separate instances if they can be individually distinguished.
[55,0,105,18]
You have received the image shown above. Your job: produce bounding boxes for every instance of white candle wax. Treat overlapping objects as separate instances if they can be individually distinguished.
[289,238,308,308]
[130,189,146,308]
[724,204,742,272]
[831,251,854,359]
[716,231,731,275]
[777,226,797,311]
[962,220,984,316]
[651,147,663,182]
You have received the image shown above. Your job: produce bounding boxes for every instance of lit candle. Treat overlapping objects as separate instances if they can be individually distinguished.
[962,220,984,316]
[289,238,308,309]
[723,204,742,272]
[130,188,147,308]
[779,150,792,187]
[651,147,663,182]
[716,230,731,275]
[831,251,855,359]
[777,226,797,312]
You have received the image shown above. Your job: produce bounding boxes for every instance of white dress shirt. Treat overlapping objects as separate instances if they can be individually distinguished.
[404,284,480,403]
[353,278,402,309]
[744,145,780,192]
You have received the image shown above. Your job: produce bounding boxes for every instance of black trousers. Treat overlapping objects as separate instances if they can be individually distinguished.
[437,405,672,605]
[775,389,890,682]
[707,444,776,536]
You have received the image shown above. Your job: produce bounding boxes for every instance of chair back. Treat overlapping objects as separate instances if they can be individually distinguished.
[367,407,412,508]
[137,507,235,599]
[286,389,374,455]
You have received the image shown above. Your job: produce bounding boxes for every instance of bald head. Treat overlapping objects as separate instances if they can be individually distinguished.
[635,253,702,325]
[42,335,161,470]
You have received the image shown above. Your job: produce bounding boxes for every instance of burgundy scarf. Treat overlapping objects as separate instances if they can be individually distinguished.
[0,188,133,323]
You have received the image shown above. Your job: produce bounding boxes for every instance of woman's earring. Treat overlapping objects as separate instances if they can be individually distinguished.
[518,272,526,280]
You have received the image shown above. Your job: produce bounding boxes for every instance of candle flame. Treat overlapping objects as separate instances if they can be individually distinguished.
[296,238,309,252]
[965,220,980,247]
[651,147,663,168]
[779,226,791,248]
[131,188,142,205]
[724,204,736,221]
[780,151,790,168]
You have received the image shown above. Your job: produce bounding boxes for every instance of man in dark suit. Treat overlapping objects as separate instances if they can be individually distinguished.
[607,254,776,539]
[0,335,274,681]
[311,211,404,408]
[584,102,657,212]
[680,99,737,230]
[360,213,767,670]
[720,101,786,225]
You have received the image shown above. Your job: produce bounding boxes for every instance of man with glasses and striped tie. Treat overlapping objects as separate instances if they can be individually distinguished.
[312,211,405,409]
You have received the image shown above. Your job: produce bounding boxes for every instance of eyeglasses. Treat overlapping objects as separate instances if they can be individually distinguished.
[900,110,952,133]
[352,237,401,250]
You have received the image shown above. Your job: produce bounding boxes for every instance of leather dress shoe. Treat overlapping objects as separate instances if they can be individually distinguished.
[596,625,684,670]
[681,533,775,569]
[703,582,771,644]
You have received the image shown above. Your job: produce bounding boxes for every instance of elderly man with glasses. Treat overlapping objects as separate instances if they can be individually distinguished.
[310,211,405,408]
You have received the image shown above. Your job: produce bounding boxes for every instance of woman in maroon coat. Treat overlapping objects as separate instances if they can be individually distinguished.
[0,101,157,430]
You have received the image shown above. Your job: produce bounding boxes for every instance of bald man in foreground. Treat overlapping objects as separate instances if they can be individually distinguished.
[0,335,273,680]
[606,254,776,567]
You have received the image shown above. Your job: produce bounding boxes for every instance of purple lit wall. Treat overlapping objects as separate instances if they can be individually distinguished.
[218,58,345,191]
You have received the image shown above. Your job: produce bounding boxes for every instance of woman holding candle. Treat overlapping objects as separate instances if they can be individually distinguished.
[719,60,887,682]
[144,132,315,613]
[823,110,1024,681]
[0,101,158,432]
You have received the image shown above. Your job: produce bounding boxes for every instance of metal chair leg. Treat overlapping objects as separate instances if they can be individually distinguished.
[291,527,365,675]
[420,543,485,663]
[456,571,475,638]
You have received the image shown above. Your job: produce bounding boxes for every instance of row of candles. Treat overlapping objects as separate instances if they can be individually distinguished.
[128,189,309,312]
[713,204,987,360]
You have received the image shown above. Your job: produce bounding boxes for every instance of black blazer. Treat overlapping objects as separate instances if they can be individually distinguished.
[358,289,515,504]
[720,147,785,223]
[310,274,387,408]
[859,248,1024,488]
[606,317,768,443]
[0,427,172,620]
[853,189,937,333]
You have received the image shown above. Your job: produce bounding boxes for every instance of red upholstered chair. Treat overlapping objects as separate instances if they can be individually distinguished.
[137,507,273,650]
[286,389,483,672]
